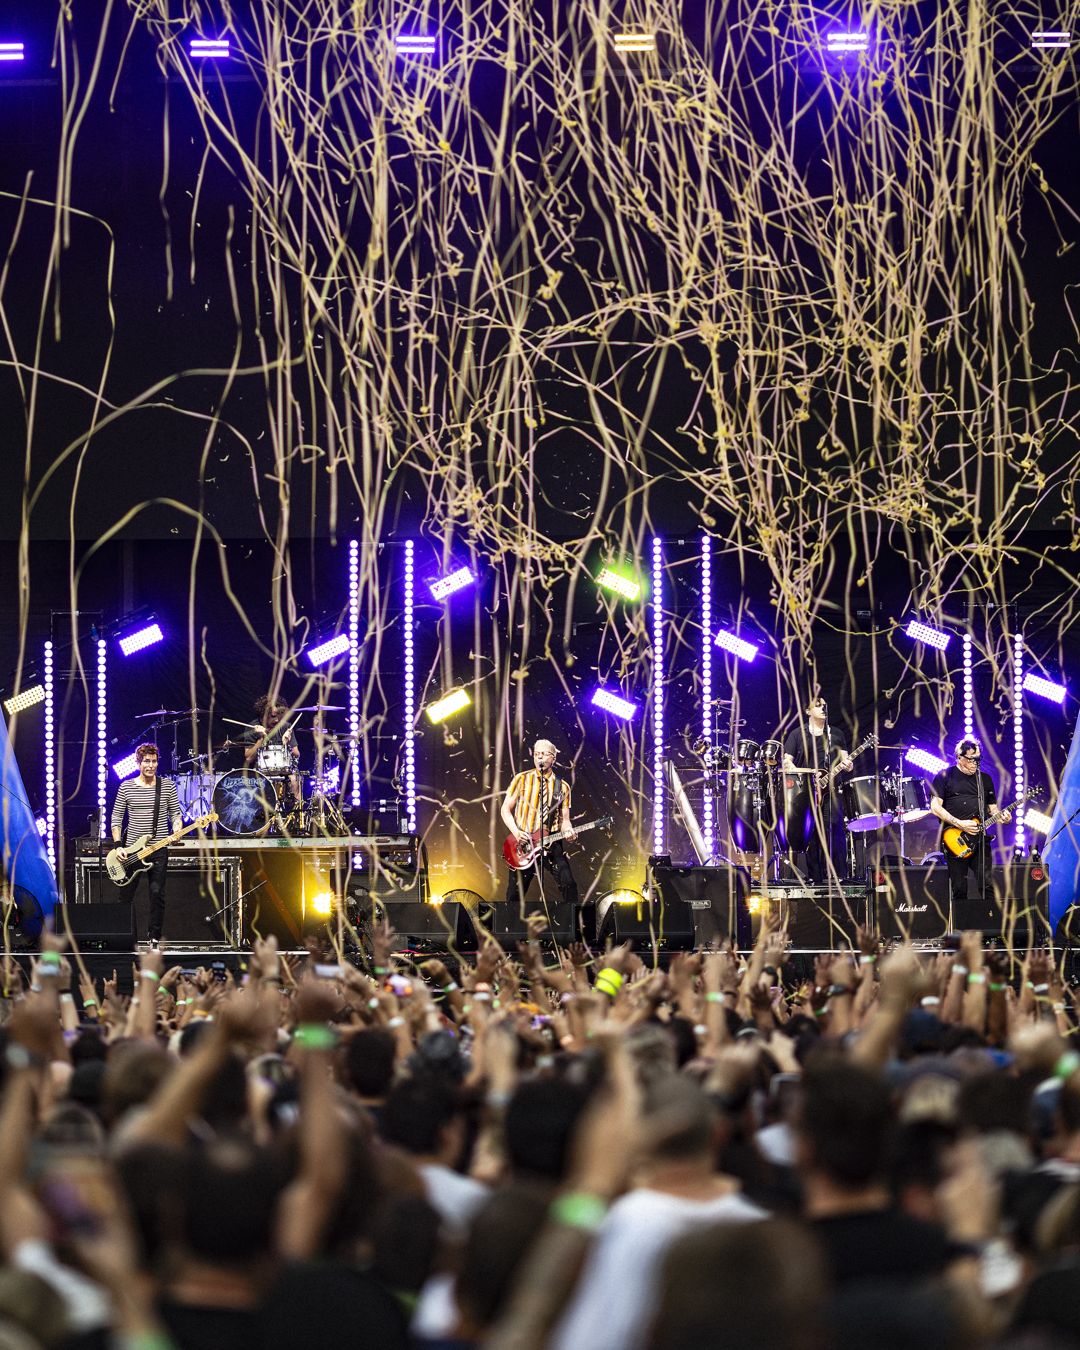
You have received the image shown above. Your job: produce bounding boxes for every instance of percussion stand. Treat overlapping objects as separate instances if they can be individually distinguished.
[896,745,908,864]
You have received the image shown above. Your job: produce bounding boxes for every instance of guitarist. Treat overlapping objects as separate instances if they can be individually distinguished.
[930,739,1010,904]
[110,744,183,946]
[500,739,579,932]
[782,695,853,882]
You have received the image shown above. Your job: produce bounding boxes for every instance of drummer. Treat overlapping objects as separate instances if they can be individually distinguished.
[244,695,301,786]
[782,695,854,882]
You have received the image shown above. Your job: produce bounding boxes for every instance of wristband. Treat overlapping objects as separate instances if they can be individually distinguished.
[550,1191,608,1233]
[387,1016,406,1029]
[921,996,941,1008]
[1025,981,1035,990]
[141,970,160,982]
[594,968,624,998]
[39,951,62,969]
[989,983,1006,993]
[951,965,968,978]
[1034,983,1050,995]
[368,998,380,1009]
[1054,1052,1080,1081]
[82,997,97,1007]
[859,955,877,966]
[705,992,726,1004]
[967,973,987,986]
[293,1023,339,1050]
[444,981,459,992]
[373,966,388,975]
[813,1007,828,1018]
[827,984,852,998]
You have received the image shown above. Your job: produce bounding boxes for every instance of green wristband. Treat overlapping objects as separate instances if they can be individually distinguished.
[595,967,623,997]
[82,997,97,1007]
[1054,1052,1080,1081]
[293,1024,339,1051]
[967,973,987,986]
[142,970,160,982]
[550,1191,608,1233]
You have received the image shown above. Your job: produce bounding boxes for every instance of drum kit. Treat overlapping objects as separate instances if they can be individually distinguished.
[135,704,352,837]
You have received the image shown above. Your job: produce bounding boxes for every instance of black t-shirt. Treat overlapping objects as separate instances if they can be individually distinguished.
[810,1208,968,1287]
[930,766,996,822]
[783,723,848,772]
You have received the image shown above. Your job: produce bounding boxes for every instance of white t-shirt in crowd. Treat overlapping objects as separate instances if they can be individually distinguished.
[419,1162,489,1238]
[551,1186,766,1350]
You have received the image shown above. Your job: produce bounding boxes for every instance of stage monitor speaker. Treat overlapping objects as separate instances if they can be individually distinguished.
[953,862,1051,942]
[647,865,750,948]
[765,887,864,949]
[74,858,240,945]
[54,902,135,951]
[869,863,951,940]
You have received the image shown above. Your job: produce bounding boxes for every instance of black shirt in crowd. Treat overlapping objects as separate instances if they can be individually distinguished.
[783,723,849,773]
[930,765,997,824]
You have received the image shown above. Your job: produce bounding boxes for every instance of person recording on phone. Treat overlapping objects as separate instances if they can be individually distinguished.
[930,739,1010,903]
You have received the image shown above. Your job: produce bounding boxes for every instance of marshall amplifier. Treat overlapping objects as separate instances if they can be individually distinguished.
[869,862,952,941]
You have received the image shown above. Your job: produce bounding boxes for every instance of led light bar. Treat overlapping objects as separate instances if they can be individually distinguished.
[404,542,417,831]
[348,539,361,808]
[905,747,949,775]
[44,642,54,869]
[591,687,639,721]
[307,633,350,667]
[1024,808,1054,834]
[190,38,230,58]
[3,685,45,715]
[714,628,759,663]
[1014,634,1025,850]
[35,816,47,837]
[118,622,164,657]
[613,32,656,52]
[596,566,642,602]
[700,534,714,854]
[428,565,476,600]
[112,752,140,779]
[826,31,869,52]
[97,639,108,837]
[962,634,974,740]
[396,34,437,55]
[0,42,25,62]
[1031,31,1071,48]
[904,619,951,651]
[652,538,665,855]
[426,687,471,724]
[1022,672,1067,704]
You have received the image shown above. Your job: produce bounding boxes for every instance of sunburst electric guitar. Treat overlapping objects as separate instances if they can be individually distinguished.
[105,813,218,886]
[942,787,1043,859]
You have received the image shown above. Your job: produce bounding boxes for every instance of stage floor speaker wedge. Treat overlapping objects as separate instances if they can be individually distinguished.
[54,902,136,952]
[74,858,240,945]
[953,862,1051,943]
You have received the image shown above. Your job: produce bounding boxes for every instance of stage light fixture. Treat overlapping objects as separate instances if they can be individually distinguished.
[1014,634,1025,850]
[3,685,45,716]
[118,622,164,657]
[745,892,765,915]
[112,752,140,779]
[428,565,476,600]
[1031,30,1071,48]
[591,687,639,721]
[904,620,951,651]
[35,816,46,837]
[309,891,335,917]
[962,635,974,740]
[613,32,656,52]
[348,539,361,807]
[1025,808,1053,834]
[306,633,350,667]
[396,34,437,56]
[190,38,230,58]
[0,42,25,63]
[427,892,445,906]
[825,30,869,53]
[652,537,665,856]
[43,641,55,870]
[404,542,417,831]
[426,687,471,724]
[1022,672,1067,704]
[596,566,641,601]
[97,640,108,837]
[700,534,714,855]
[713,628,759,662]
[905,747,949,774]
[608,888,644,905]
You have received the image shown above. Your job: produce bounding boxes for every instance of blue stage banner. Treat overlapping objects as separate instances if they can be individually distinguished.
[0,713,59,918]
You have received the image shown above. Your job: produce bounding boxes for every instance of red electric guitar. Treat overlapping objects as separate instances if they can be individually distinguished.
[503,816,613,871]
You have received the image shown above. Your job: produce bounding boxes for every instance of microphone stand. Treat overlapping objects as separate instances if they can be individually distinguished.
[205,878,266,948]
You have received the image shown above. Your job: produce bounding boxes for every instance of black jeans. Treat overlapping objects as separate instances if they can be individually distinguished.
[505,839,579,933]
[946,836,991,903]
[134,848,169,940]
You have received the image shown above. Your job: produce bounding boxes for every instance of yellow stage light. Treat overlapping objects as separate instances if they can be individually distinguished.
[745,892,765,915]
[3,685,45,716]
[425,688,471,724]
[428,892,445,906]
[310,891,335,916]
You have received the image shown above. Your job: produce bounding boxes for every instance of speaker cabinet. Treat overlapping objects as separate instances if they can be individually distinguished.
[870,860,1050,942]
[869,863,952,940]
[54,902,135,951]
[647,865,751,948]
[765,888,863,949]
[74,858,240,945]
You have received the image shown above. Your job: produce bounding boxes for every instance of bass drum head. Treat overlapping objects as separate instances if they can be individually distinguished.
[212,769,278,836]
[891,775,932,823]
[175,772,221,823]
[841,775,889,832]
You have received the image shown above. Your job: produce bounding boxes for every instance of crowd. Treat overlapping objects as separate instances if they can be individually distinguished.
[0,909,1079,1349]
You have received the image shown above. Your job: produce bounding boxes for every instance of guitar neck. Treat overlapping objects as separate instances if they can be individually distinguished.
[540,818,605,846]
[137,820,197,860]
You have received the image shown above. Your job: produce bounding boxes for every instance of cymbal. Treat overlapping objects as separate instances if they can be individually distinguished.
[134,707,206,720]
[293,704,346,713]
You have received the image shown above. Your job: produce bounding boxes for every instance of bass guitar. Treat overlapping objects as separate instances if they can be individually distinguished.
[942,786,1043,859]
[105,813,218,886]
[817,732,878,793]
[503,816,612,872]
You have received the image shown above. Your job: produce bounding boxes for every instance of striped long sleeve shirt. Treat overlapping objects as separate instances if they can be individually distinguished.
[111,777,182,844]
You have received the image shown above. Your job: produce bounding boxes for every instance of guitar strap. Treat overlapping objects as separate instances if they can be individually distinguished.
[152,775,163,842]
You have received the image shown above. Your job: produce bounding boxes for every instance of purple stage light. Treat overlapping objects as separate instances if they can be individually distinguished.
[190,38,230,58]
[0,42,25,63]
[118,622,164,656]
[396,34,437,56]
[1031,31,1071,48]
[1022,672,1067,704]
[905,747,949,775]
[713,628,759,662]
[904,619,951,651]
[592,687,639,721]
[112,752,140,779]
[35,816,46,837]
[825,30,869,53]
[428,565,476,600]
[306,633,350,667]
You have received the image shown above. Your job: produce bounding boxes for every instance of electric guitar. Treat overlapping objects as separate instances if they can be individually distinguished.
[503,816,613,871]
[105,813,218,886]
[816,732,878,793]
[942,787,1043,859]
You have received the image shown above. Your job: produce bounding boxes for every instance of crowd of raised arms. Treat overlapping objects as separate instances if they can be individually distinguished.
[1,916,1080,1350]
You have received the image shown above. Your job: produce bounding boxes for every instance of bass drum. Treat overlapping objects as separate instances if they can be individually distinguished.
[212,769,279,836]
[778,776,816,854]
[841,775,889,832]
[890,775,932,823]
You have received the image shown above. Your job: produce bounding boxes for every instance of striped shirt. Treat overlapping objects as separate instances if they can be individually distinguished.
[507,770,570,834]
[111,777,182,844]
